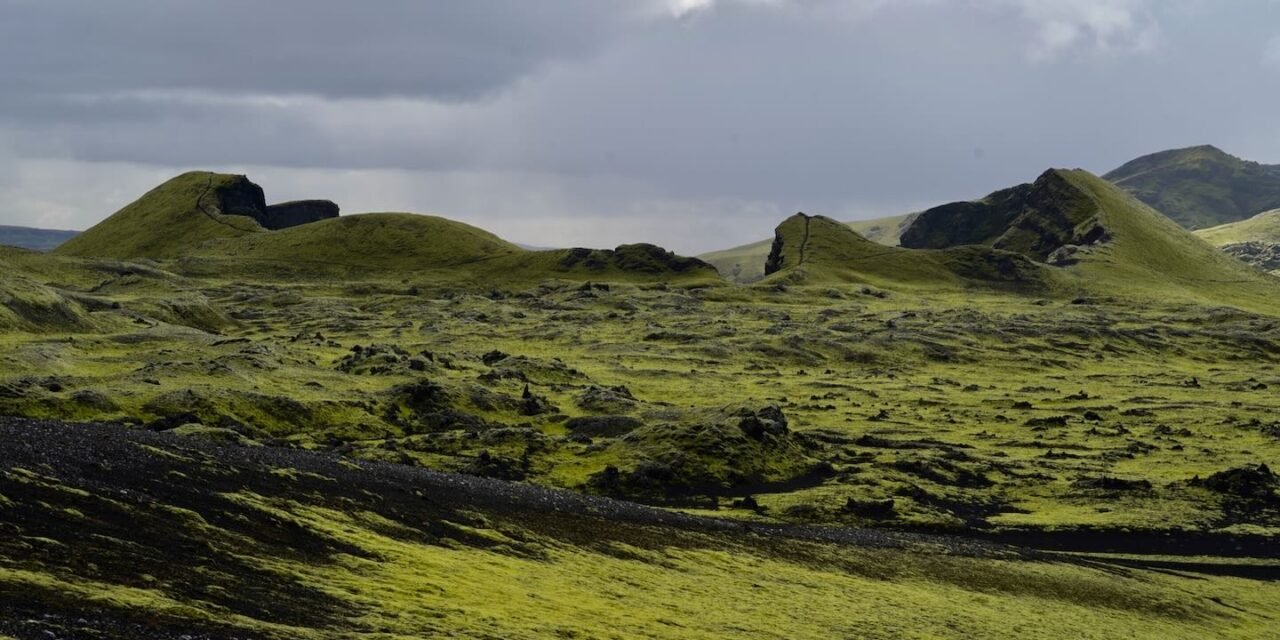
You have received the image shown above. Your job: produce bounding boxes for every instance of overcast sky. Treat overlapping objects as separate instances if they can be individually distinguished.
[2,0,1279,253]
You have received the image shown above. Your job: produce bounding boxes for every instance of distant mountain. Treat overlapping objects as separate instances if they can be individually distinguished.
[1103,145,1280,229]
[700,212,916,283]
[0,225,79,251]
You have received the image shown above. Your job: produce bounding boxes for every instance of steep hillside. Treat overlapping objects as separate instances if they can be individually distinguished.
[900,169,1278,305]
[0,225,79,251]
[1104,145,1280,229]
[56,172,266,260]
[762,213,1053,291]
[700,213,915,283]
[901,170,1105,263]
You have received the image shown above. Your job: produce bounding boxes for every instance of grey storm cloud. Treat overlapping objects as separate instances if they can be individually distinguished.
[1,0,1280,253]
[0,0,641,100]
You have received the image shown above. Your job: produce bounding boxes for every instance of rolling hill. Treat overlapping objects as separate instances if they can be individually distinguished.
[1104,145,1280,229]
[700,212,916,283]
[55,173,720,284]
[189,212,525,275]
[186,213,719,282]
[0,225,79,251]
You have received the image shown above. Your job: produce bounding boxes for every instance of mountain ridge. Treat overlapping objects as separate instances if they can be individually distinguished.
[1103,145,1280,229]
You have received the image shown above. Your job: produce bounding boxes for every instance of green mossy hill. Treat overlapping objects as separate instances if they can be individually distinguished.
[1103,145,1280,229]
[763,213,1053,291]
[188,214,719,283]
[901,169,1106,263]
[0,226,79,252]
[191,213,523,274]
[896,169,1275,301]
[700,212,916,284]
[1196,209,1280,246]
[55,171,265,260]
[1195,211,1280,274]
[1046,170,1273,291]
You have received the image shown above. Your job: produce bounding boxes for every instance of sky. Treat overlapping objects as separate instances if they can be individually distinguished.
[1,0,1279,254]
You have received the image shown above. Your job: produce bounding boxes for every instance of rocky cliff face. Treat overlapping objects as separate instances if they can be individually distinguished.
[213,176,267,219]
[259,200,340,230]
[212,178,338,231]
[900,170,1109,264]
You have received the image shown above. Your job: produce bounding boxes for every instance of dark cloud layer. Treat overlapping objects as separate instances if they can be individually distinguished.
[1,0,1279,252]
[0,0,637,100]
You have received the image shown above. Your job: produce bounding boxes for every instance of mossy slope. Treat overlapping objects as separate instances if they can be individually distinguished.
[1194,210,1280,274]
[3,417,1278,640]
[1103,145,1280,229]
[186,214,719,283]
[191,212,523,274]
[56,171,264,260]
[1196,209,1280,246]
[897,169,1277,305]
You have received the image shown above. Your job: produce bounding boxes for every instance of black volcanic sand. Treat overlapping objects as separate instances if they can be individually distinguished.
[0,417,1274,639]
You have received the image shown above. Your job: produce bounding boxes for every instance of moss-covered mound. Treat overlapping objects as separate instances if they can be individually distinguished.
[762,213,1054,291]
[56,172,266,260]
[190,212,523,275]
[1103,145,1280,229]
[699,212,916,284]
[588,405,830,500]
[0,273,96,333]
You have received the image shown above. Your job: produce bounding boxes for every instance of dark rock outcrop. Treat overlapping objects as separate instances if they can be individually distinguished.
[213,176,267,219]
[213,176,337,230]
[900,170,1108,263]
[260,200,341,230]
[565,415,644,437]
[558,244,716,275]
[1220,241,1280,273]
